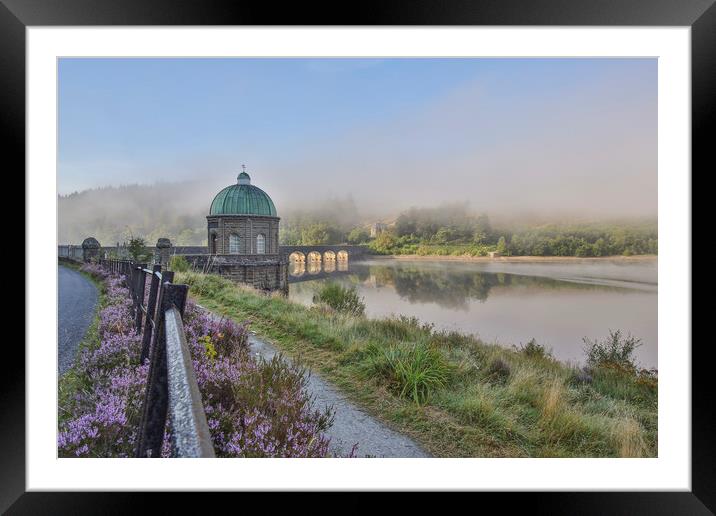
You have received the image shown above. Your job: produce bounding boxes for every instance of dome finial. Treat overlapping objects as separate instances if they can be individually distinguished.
[237,165,251,185]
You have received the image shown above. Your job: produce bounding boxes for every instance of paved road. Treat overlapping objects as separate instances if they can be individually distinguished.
[197,304,430,458]
[58,265,98,375]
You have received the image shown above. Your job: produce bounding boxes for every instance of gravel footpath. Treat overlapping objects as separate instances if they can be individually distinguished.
[197,304,430,458]
[58,265,98,375]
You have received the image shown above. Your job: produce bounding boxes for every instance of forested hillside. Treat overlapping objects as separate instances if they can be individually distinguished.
[59,182,215,245]
[60,182,656,257]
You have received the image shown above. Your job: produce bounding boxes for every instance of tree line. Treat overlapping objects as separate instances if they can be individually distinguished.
[60,183,656,257]
[368,204,656,257]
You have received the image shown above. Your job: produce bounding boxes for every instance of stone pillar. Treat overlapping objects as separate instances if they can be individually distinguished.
[81,237,101,263]
[155,238,172,267]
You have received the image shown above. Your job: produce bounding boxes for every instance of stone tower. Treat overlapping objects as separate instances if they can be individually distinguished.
[185,169,287,293]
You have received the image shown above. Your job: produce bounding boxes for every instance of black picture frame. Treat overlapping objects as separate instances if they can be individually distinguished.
[6,0,710,512]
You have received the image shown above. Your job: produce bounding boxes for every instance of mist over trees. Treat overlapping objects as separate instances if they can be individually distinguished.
[373,203,657,257]
[395,203,491,244]
[58,182,215,246]
[279,196,362,246]
[59,181,657,257]
[59,182,365,247]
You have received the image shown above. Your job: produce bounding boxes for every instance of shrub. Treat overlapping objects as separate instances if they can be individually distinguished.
[583,329,642,370]
[350,316,434,345]
[127,236,151,262]
[169,255,190,272]
[519,338,550,359]
[397,315,435,334]
[590,363,657,404]
[313,282,366,316]
[570,367,593,385]
[79,262,110,282]
[635,368,658,390]
[485,357,511,382]
[366,317,418,341]
[431,329,472,349]
[196,352,334,457]
[182,271,231,297]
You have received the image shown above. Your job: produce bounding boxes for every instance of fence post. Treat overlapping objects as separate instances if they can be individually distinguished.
[135,272,174,458]
[129,267,137,310]
[130,264,140,311]
[169,283,188,319]
[134,263,147,332]
[140,265,162,363]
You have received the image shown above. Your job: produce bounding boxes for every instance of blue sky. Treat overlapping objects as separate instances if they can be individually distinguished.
[58,58,656,216]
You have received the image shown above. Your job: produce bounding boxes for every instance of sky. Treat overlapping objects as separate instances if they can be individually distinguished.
[58,58,657,218]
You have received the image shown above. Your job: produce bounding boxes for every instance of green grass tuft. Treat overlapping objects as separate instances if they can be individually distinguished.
[364,342,452,404]
[312,282,366,316]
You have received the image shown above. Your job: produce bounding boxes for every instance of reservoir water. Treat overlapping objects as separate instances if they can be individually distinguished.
[288,257,657,369]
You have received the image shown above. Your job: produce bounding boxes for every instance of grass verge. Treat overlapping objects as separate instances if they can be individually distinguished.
[177,271,657,458]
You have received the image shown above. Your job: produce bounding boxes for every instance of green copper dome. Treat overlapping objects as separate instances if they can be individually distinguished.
[209,172,278,217]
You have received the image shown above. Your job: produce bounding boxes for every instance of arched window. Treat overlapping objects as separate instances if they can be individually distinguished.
[210,233,217,254]
[229,233,241,254]
[256,233,266,254]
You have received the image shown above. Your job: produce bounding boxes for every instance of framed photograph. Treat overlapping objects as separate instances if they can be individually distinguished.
[8,0,710,510]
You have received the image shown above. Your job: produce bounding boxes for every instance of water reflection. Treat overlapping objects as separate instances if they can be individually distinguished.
[288,258,658,367]
[289,254,349,279]
[292,260,636,309]
[308,261,322,275]
[323,259,336,273]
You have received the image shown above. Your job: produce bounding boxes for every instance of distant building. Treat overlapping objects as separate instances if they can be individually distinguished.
[182,169,288,293]
[370,222,387,238]
[488,251,502,259]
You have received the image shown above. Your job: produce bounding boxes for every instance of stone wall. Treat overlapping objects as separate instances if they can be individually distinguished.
[95,245,208,259]
[182,254,288,293]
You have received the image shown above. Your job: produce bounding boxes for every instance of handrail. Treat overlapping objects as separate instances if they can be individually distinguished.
[164,306,216,457]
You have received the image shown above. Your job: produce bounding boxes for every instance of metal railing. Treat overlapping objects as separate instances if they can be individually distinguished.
[99,258,215,458]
